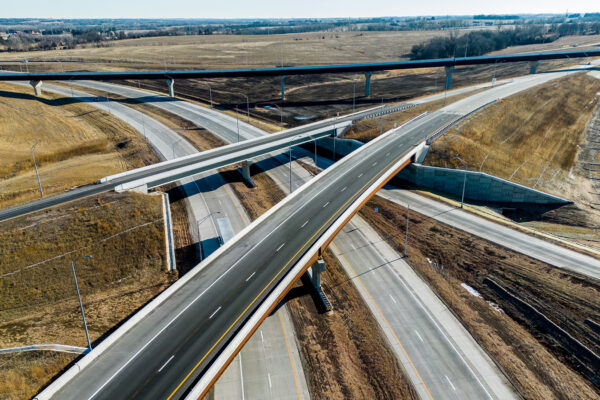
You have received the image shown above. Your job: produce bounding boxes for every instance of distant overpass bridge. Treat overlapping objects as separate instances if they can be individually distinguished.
[2,48,599,98]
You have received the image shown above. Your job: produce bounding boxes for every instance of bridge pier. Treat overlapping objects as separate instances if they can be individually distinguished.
[166,79,175,97]
[307,257,333,313]
[280,76,285,100]
[239,160,255,187]
[529,60,540,74]
[30,80,43,96]
[364,71,372,97]
[444,66,454,90]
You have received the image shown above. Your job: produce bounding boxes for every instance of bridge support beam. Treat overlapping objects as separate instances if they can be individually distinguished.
[239,160,255,187]
[30,80,43,96]
[529,60,540,74]
[444,66,454,91]
[166,79,175,97]
[280,76,285,100]
[364,71,372,97]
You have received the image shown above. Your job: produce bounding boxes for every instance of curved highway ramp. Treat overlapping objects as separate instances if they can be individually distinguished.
[35,108,457,399]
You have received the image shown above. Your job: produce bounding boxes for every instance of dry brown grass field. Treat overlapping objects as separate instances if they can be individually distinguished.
[424,72,600,243]
[0,82,159,209]
[0,30,469,71]
[0,192,174,399]
[360,196,600,399]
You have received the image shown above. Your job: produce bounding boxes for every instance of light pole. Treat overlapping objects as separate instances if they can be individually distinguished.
[454,156,468,208]
[236,105,240,142]
[288,135,302,193]
[30,141,43,199]
[203,83,213,108]
[242,94,250,123]
[197,211,221,261]
[352,81,356,112]
[273,104,284,131]
[404,205,410,258]
[172,138,183,158]
[71,254,93,352]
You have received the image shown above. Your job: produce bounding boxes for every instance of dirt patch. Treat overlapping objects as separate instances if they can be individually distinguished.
[360,195,600,399]
[0,192,175,399]
[218,164,417,399]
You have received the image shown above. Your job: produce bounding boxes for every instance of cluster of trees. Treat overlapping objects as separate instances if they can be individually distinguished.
[410,26,550,59]
[410,22,600,60]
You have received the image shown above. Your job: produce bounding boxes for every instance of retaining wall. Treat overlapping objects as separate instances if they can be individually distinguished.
[397,164,569,204]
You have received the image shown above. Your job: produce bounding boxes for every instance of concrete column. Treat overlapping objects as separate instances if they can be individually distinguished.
[529,60,540,74]
[364,71,373,97]
[166,78,175,97]
[311,258,326,289]
[30,80,43,96]
[280,76,285,100]
[239,160,255,187]
[444,66,454,90]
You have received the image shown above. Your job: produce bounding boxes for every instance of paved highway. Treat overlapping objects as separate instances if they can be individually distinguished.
[378,188,600,280]
[9,82,310,400]
[35,63,597,399]
[48,100,463,400]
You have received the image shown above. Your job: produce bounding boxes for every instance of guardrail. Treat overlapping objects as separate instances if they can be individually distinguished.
[426,99,498,145]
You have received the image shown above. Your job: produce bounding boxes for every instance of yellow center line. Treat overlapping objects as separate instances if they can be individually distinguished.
[167,140,411,400]
[331,242,435,400]
[277,311,302,400]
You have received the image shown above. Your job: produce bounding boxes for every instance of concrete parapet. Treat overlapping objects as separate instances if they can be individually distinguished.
[161,193,177,271]
[397,164,570,204]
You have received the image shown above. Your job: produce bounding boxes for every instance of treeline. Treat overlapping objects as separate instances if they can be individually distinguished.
[410,22,600,60]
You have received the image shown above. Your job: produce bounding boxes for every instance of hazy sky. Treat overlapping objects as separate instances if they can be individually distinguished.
[2,0,599,19]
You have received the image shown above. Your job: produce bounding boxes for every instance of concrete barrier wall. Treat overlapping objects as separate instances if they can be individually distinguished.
[397,164,569,204]
[315,137,568,205]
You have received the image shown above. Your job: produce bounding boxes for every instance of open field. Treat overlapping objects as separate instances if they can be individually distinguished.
[360,195,600,399]
[0,191,174,399]
[424,72,600,244]
[218,163,417,399]
[0,82,159,209]
[0,31,471,71]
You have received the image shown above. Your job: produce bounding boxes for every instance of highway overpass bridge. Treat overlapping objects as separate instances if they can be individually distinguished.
[0,102,410,222]
[28,61,600,399]
[2,48,599,98]
[36,108,453,400]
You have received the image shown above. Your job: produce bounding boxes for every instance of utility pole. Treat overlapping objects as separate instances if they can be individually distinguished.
[71,254,93,352]
[404,205,410,258]
[30,141,43,199]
